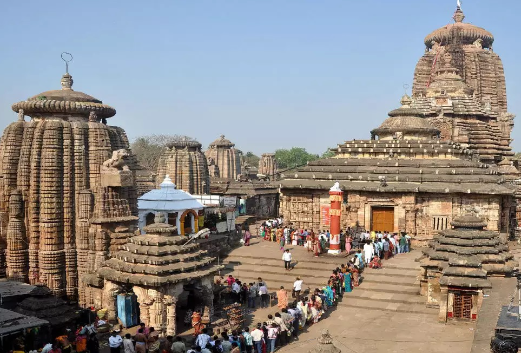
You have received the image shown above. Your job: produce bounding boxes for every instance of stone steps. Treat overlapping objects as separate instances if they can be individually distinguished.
[222,262,418,286]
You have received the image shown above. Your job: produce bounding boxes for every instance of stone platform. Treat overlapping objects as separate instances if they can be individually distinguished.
[221,236,475,352]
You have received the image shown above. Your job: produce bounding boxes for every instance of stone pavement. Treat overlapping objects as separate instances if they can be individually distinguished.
[222,236,475,352]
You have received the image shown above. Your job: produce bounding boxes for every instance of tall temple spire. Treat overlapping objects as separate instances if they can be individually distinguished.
[453,3,465,23]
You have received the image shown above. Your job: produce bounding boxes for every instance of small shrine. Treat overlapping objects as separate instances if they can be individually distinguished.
[138,176,204,235]
[97,213,222,335]
[420,214,517,322]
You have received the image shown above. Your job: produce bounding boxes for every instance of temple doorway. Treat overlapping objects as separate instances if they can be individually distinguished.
[117,292,139,328]
[453,291,473,319]
[371,207,394,232]
[145,212,155,226]
[184,213,193,234]
[168,212,177,227]
[176,282,209,331]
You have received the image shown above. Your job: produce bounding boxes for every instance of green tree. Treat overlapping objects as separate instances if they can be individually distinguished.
[321,149,336,158]
[243,151,260,168]
[274,147,319,170]
[131,134,196,171]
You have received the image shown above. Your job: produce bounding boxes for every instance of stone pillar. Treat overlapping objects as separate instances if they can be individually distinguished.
[328,183,343,255]
[6,190,28,281]
[438,286,449,322]
[165,295,177,337]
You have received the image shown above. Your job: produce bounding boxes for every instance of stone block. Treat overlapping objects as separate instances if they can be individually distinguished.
[101,170,134,187]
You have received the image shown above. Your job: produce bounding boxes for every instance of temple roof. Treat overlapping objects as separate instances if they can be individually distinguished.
[98,215,222,286]
[166,138,202,149]
[421,214,516,280]
[372,95,440,137]
[11,73,116,118]
[279,144,514,196]
[209,135,235,148]
[138,176,204,212]
[424,7,494,49]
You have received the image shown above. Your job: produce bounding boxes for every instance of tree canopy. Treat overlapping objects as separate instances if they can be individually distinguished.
[274,147,319,170]
[131,134,196,171]
[242,151,260,168]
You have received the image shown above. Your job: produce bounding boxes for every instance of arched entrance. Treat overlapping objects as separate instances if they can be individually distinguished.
[145,212,155,226]
[179,209,199,235]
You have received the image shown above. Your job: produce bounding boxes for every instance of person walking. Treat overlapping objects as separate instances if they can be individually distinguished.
[248,282,257,309]
[363,241,374,264]
[345,235,352,254]
[251,323,264,353]
[382,238,390,260]
[282,249,292,271]
[242,327,253,353]
[171,337,186,353]
[108,331,123,353]
[293,277,303,302]
[273,313,288,347]
[399,233,407,254]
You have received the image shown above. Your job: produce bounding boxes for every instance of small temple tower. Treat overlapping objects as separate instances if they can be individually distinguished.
[205,135,241,180]
[156,138,210,194]
[420,214,516,322]
[258,153,278,180]
[97,213,222,336]
[0,60,139,302]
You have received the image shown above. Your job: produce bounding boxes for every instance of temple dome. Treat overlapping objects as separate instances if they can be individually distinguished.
[11,73,116,119]
[424,7,494,49]
[166,138,202,149]
[139,175,205,212]
[371,95,440,139]
[209,135,235,148]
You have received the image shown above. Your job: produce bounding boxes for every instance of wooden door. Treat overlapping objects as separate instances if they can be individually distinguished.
[453,292,473,319]
[371,207,394,232]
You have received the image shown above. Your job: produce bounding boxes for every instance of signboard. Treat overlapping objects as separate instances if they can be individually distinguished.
[221,196,237,208]
[321,205,331,226]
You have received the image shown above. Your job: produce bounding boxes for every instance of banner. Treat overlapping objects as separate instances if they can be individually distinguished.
[321,205,331,226]
[221,196,237,208]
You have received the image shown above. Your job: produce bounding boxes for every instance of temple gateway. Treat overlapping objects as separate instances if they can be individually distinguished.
[279,5,518,243]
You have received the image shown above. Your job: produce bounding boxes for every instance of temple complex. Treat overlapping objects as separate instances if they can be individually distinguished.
[0,68,139,303]
[95,213,222,335]
[411,6,514,164]
[156,138,210,195]
[258,153,278,180]
[278,4,517,243]
[419,214,516,322]
[205,135,241,180]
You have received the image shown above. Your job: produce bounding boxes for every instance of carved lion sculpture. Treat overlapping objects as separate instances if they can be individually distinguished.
[102,149,130,171]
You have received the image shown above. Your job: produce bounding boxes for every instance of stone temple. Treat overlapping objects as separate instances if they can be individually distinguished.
[279,5,517,243]
[0,70,139,303]
[205,135,241,180]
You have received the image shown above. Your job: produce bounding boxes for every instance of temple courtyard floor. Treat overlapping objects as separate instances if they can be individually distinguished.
[219,236,520,353]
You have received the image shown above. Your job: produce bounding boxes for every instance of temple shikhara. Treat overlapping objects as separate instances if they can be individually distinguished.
[0,2,519,344]
[279,5,518,244]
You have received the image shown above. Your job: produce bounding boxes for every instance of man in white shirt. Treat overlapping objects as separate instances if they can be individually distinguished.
[258,283,269,308]
[108,331,123,353]
[293,277,303,302]
[251,323,264,353]
[363,241,374,264]
[282,249,292,271]
[195,328,211,350]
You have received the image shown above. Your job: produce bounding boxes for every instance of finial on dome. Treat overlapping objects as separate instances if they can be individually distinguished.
[453,1,465,23]
[400,94,413,107]
[160,174,176,188]
[220,134,225,139]
[60,52,74,90]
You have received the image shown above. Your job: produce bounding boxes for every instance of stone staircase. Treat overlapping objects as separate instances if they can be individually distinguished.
[220,238,437,316]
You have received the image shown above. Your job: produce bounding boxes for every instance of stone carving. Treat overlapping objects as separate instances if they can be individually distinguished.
[103,149,130,171]
[473,38,483,49]
[18,109,24,122]
[89,111,98,122]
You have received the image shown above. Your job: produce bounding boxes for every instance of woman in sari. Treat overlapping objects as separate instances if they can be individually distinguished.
[309,296,322,324]
[261,227,267,241]
[279,229,285,250]
[277,286,288,310]
[271,228,276,242]
[323,283,334,307]
[191,311,205,337]
[306,232,314,251]
[291,230,298,246]
[243,228,251,246]
[349,261,360,287]
[147,327,161,353]
[344,269,353,293]
[312,236,321,257]
[345,235,352,254]
[296,300,308,328]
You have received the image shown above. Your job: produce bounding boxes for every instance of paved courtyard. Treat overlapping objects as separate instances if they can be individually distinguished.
[222,236,476,353]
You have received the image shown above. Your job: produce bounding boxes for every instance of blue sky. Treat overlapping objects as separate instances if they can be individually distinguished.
[1,0,520,155]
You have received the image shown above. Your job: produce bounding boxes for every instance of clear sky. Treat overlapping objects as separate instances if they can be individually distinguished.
[1,0,520,156]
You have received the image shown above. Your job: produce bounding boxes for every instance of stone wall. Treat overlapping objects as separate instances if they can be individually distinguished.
[279,188,512,243]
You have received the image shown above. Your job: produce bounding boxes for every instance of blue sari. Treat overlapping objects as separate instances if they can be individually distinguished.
[324,286,334,306]
[344,273,352,292]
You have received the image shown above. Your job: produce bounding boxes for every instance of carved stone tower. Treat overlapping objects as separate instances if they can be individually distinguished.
[205,135,241,180]
[0,69,139,302]
[156,139,210,194]
[258,153,278,179]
